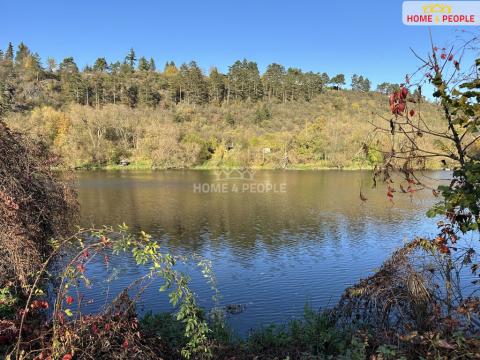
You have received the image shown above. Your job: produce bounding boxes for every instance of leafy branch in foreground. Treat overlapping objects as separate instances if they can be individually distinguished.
[113,226,213,358]
[369,32,480,249]
[348,32,480,358]
[9,225,216,360]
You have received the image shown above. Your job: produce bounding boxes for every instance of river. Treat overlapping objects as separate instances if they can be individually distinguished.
[75,170,445,336]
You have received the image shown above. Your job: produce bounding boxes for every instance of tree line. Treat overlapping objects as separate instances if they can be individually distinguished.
[0,42,401,113]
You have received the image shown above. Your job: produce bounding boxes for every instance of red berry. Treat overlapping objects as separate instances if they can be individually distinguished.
[409,109,415,117]
[62,354,72,360]
[122,339,129,350]
[440,53,447,60]
[66,296,74,305]
[76,264,85,273]
[448,54,454,61]
[31,300,49,309]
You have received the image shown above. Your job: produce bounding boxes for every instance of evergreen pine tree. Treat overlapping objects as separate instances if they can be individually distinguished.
[138,56,149,71]
[5,42,14,62]
[125,48,136,69]
[15,42,30,67]
[93,58,108,72]
[148,57,156,71]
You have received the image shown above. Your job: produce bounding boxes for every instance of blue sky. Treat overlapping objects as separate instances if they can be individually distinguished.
[0,0,474,87]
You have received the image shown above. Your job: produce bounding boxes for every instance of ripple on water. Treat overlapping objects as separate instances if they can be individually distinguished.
[74,170,447,336]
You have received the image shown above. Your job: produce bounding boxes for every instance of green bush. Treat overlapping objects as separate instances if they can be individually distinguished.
[247,305,367,359]
[0,287,17,318]
[254,103,272,124]
[141,312,187,349]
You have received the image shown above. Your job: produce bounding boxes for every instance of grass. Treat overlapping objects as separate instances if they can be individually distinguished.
[138,305,369,359]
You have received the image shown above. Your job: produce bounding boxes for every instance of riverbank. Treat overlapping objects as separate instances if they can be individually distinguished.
[0,293,367,360]
[2,237,479,360]
[72,160,445,171]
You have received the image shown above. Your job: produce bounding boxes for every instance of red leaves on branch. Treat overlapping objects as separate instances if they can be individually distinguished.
[389,87,409,115]
[434,236,450,254]
[122,338,129,350]
[62,354,73,360]
[76,264,85,273]
[439,244,450,254]
[409,109,415,117]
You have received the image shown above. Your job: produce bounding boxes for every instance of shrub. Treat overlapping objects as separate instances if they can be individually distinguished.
[0,120,77,289]
[247,305,367,359]
[254,103,271,124]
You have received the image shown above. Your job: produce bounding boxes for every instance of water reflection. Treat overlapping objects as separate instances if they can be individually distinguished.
[76,170,442,335]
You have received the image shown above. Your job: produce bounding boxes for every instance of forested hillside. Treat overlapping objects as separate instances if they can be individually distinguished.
[1,42,443,169]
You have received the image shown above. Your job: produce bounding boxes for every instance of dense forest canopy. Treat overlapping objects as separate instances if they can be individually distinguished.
[1,42,440,170]
[0,41,406,112]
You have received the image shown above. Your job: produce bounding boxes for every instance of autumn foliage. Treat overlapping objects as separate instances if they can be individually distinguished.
[388,86,408,116]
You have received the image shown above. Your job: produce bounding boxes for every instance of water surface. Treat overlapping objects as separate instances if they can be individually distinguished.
[76,170,443,335]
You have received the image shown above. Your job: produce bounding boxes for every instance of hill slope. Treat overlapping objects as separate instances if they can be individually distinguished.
[6,90,443,169]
